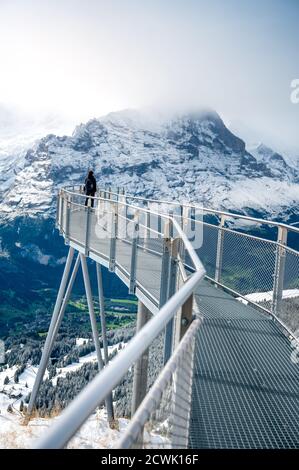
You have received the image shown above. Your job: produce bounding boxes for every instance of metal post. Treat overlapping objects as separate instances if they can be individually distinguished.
[129,213,139,295]
[48,254,81,354]
[179,207,190,263]
[80,254,114,423]
[131,301,152,448]
[59,194,64,235]
[272,226,288,317]
[179,205,184,229]
[27,247,75,416]
[172,334,196,448]
[215,214,226,284]
[65,195,71,243]
[174,294,194,349]
[56,190,61,229]
[109,203,117,272]
[144,209,151,252]
[96,263,109,365]
[190,206,196,233]
[159,221,171,308]
[131,301,152,415]
[163,237,179,364]
[123,194,128,221]
[85,206,91,257]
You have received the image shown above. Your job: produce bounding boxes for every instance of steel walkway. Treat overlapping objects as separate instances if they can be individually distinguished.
[70,206,299,448]
[34,187,299,449]
[192,283,299,448]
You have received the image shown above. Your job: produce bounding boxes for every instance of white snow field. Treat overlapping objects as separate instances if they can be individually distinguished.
[0,341,129,449]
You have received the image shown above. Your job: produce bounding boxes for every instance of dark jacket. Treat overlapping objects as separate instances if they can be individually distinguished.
[84,175,97,194]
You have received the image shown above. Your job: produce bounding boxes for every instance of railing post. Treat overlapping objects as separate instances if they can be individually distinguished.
[172,333,196,448]
[179,205,184,230]
[65,194,71,243]
[56,190,61,229]
[190,206,196,232]
[159,222,171,309]
[85,206,91,256]
[179,207,190,263]
[163,236,179,364]
[272,226,288,317]
[59,191,64,235]
[109,203,117,272]
[174,293,194,349]
[131,302,151,415]
[144,208,151,252]
[129,212,139,294]
[215,214,226,284]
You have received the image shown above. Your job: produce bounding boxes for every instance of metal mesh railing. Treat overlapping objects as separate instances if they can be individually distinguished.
[58,187,299,337]
[220,229,277,295]
[278,246,299,334]
[117,317,201,449]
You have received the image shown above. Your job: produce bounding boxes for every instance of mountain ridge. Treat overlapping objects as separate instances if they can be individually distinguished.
[0,108,298,221]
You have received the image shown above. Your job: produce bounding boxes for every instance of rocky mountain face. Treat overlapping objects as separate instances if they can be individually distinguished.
[1,109,298,220]
[0,108,298,326]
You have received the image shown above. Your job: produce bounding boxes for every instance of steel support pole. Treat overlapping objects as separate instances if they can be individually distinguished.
[272,226,288,317]
[48,254,81,354]
[131,301,152,447]
[96,263,109,365]
[131,301,152,416]
[27,247,75,416]
[80,254,114,423]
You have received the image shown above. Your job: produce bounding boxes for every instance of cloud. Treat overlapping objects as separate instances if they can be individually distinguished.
[0,0,298,151]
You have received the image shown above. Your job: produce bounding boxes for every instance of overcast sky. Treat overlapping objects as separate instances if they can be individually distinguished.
[0,0,298,153]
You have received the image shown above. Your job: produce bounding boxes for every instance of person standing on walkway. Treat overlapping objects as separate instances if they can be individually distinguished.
[84,170,97,207]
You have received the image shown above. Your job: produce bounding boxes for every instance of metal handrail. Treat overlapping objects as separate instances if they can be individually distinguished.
[60,188,203,271]
[64,185,299,235]
[116,317,202,449]
[35,269,205,448]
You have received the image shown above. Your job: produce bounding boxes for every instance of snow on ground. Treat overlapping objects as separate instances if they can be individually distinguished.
[237,288,299,304]
[0,339,129,448]
[52,342,126,385]
[76,337,87,346]
[0,397,130,449]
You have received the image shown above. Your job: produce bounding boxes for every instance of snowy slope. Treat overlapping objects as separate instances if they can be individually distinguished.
[0,108,298,220]
[0,336,169,449]
[0,341,127,449]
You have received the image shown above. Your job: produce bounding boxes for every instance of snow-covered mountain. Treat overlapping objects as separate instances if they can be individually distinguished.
[0,108,298,312]
[1,108,298,221]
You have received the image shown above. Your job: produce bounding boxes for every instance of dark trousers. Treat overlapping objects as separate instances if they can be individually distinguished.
[85,192,95,207]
